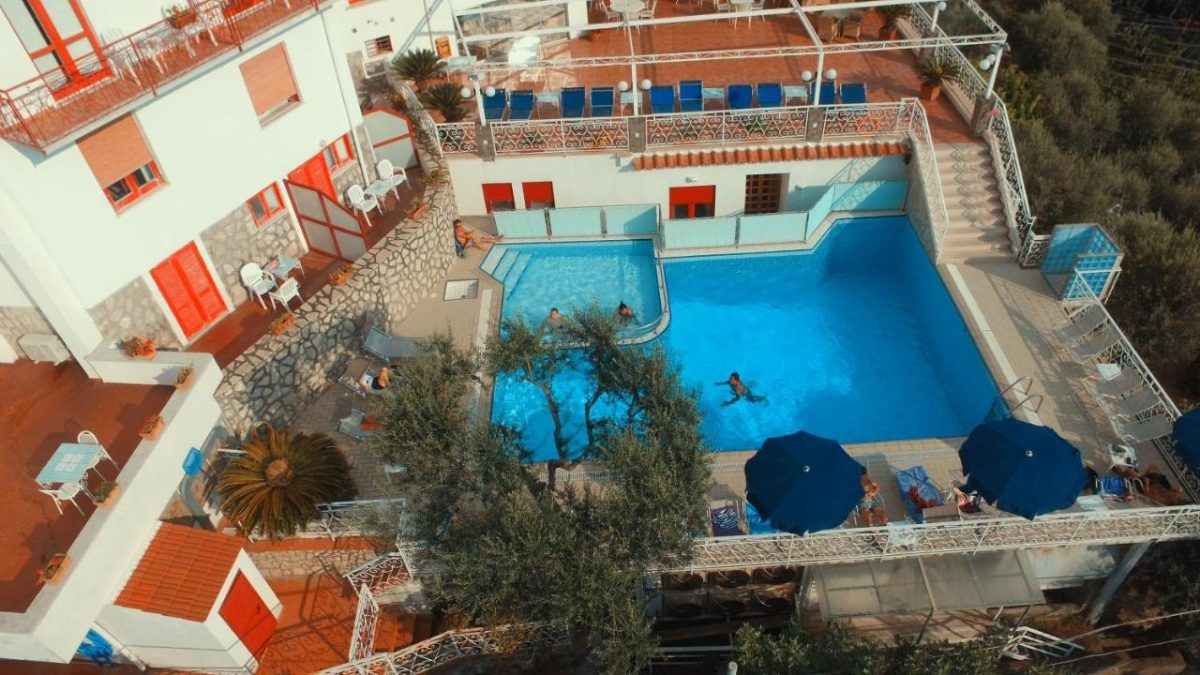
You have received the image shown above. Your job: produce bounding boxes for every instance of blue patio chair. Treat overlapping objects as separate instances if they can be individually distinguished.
[561,86,586,117]
[840,82,867,105]
[649,85,676,114]
[590,87,615,116]
[482,87,507,121]
[679,80,703,112]
[809,81,838,105]
[508,89,535,120]
[727,84,753,109]
[756,82,783,108]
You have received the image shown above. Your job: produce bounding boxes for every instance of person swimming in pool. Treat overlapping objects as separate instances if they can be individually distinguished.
[617,301,636,324]
[715,372,767,407]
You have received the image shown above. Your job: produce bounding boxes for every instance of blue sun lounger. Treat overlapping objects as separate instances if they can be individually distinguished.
[590,87,615,116]
[679,80,703,112]
[895,466,942,524]
[649,85,676,114]
[561,86,586,117]
[727,84,753,109]
[810,81,838,105]
[840,82,867,105]
[482,87,507,121]
[508,90,535,120]
[756,82,782,108]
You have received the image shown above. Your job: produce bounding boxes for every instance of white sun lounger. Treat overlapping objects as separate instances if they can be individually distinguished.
[1111,415,1172,445]
[1100,388,1163,422]
[363,326,421,361]
[1067,324,1121,362]
[1054,305,1108,345]
[1084,368,1144,401]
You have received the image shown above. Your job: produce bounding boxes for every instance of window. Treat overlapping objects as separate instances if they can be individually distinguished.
[669,186,715,219]
[77,115,163,211]
[522,181,554,209]
[247,183,284,225]
[238,43,299,124]
[0,0,108,96]
[743,174,784,215]
[482,183,515,213]
[364,35,393,58]
[322,134,355,172]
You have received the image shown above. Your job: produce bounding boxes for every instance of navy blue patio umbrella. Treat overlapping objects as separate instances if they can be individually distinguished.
[959,418,1088,520]
[1173,409,1200,471]
[745,431,864,536]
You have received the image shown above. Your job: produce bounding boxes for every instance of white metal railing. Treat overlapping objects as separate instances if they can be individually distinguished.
[904,100,953,260]
[820,101,908,139]
[319,622,571,675]
[1002,626,1084,661]
[491,117,630,154]
[645,106,810,146]
[436,121,479,154]
[348,584,380,663]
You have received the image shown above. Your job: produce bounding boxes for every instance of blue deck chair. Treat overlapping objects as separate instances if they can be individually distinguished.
[590,87,615,116]
[809,81,838,105]
[482,87,507,121]
[840,82,867,105]
[679,80,703,112]
[895,466,942,524]
[649,85,676,114]
[727,84,753,109]
[756,82,782,108]
[561,86,586,118]
[508,90,535,120]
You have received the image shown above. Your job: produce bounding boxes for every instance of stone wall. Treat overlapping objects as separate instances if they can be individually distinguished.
[0,305,53,355]
[88,276,181,349]
[214,166,456,434]
[200,202,305,307]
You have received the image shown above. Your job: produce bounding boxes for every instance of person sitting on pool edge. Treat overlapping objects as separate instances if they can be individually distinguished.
[617,301,635,324]
[544,307,565,332]
[714,372,767,407]
[358,365,391,393]
[454,218,502,251]
[858,467,889,526]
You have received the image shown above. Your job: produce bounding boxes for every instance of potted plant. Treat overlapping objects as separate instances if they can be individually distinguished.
[166,4,198,28]
[407,196,429,219]
[391,48,446,90]
[36,554,69,586]
[269,312,295,335]
[175,365,196,389]
[427,168,448,188]
[877,5,912,40]
[329,265,354,286]
[121,336,156,359]
[419,82,469,123]
[140,414,164,440]
[916,56,961,100]
[92,481,121,508]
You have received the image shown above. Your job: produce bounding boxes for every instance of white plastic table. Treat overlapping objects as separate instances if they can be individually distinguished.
[265,255,304,281]
[731,0,754,25]
[609,0,645,19]
[36,443,102,488]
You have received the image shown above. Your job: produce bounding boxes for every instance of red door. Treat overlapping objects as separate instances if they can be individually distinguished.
[669,186,716,219]
[482,183,515,213]
[219,573,277,659]
[151,242,227,339]
[522,181,555,209]
[288,154,335,200]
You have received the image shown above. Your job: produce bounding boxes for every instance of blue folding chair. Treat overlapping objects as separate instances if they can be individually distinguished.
[810,81,838,105]
[561,86,586,117]
[590,87,615,116]
[649,85,676,114]
[508,90,535,120]
[483,87,507,121]
[679,80,703,112]
[756,82,782,108]
[840,82,867,105]
[727,84,753,109]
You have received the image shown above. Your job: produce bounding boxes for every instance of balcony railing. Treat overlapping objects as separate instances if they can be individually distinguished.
[645,106,809,146]
[0,0,327,152]
[321,622,571,675]
[492,117,631,154]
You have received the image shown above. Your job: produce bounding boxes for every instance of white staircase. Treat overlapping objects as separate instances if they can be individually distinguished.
[935,142,1012,263]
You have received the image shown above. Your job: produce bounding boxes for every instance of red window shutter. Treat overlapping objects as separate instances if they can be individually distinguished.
[522,181,554,209]
[77,115,154,187]
[219,573,277,658]
[482,183,515,213]
[151,243,226,339]
[239,44,297,117]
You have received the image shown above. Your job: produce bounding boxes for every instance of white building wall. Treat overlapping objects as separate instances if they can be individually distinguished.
[0,259,32,307]
[446,153,909,216]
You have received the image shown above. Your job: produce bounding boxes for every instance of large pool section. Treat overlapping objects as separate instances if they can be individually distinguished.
[491,217,998,462]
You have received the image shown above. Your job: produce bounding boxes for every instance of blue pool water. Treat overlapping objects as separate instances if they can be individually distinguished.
[491,217,998,462]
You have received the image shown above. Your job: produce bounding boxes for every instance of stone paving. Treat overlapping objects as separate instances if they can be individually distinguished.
[247,538,378,581]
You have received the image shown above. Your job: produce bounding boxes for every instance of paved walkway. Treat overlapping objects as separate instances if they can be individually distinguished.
[247,537,377,581]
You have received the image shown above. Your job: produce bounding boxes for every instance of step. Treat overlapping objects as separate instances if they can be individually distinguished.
[413,614,437,643]
[944,203,1006,221]
[492,248,519,284]
[935,143,990,159]
[480,244,509,278]
[502,252,532,300]
[943,228,1009,246]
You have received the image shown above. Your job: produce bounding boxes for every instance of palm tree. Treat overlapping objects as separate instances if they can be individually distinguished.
[391,48,445,90]
[218,424,356,539]
[420,82,470,122]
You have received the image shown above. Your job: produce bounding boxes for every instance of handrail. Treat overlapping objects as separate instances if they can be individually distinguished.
[902,99,952,260]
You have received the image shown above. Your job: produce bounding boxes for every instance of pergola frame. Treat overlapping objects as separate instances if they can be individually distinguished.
[448,0,1006,105]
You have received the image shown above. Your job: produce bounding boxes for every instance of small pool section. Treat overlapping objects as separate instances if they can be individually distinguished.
[491,218,998,462]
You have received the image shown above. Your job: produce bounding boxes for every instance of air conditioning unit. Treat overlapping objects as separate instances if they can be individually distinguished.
[18,333,70,364]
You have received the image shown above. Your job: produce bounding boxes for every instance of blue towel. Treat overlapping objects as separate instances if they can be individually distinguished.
[561,87,585,117]
[756,82,782,108]
[679,80,703,112]
[590,87,615,117]
[650,85,675,114]
[483,87,507,120]
[1099,475,1128,499]
[895,466,941,523]
[728,84,753,109]
[744,500,778,535]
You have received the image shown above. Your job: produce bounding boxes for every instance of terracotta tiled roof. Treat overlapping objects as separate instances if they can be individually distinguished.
[631,141,909,170]
[115,523,244,621]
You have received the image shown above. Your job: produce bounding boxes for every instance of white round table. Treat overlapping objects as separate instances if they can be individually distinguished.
[609,0,646,18]
[730,0,754,26]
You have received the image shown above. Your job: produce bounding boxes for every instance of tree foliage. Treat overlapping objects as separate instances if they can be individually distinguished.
[374,319,711,674]
[390,48,445,88]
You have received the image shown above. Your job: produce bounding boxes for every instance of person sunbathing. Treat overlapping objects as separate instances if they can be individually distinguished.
[1135,464,1186,505]
[453,219,502,251]
[858,469,888,526]
[358,366,390,393]
[715,372,767,406]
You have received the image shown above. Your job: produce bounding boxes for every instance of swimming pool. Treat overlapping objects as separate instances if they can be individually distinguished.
[491,217,999,462]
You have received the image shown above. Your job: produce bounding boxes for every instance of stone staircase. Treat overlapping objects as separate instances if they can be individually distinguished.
[934,142,1013,263]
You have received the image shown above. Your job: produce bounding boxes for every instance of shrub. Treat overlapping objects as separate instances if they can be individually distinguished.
[1009,2,1108,78]
[419,82,469,123]
[1033,71,1118,152]
[390,48,445,89]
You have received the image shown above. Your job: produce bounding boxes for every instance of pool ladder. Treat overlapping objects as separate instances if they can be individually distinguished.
[988,375,1044,422]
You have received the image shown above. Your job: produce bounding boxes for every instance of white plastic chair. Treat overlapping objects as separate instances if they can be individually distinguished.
[78,430,119,479]
[375,159,408,200]
[347,184,382,217]
[40,482,87,515]
[639,0,657,19]
[269,277,302,311]
[239,263,277,309]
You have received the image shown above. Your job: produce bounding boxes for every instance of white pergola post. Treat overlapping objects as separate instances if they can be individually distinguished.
[627,25,640,115]
[985,47,1003,98]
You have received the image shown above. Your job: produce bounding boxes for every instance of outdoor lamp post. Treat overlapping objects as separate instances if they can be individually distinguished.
[979,44,1005,99]
[930,1,947,32]
[462,73,487,123]
[824,68,837,82]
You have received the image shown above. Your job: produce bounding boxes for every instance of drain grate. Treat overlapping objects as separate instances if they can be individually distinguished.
[444,279,479,301]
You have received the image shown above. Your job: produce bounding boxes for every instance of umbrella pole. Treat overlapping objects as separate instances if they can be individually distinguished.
[916,608,934,644]
[1086,542,1151,625]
